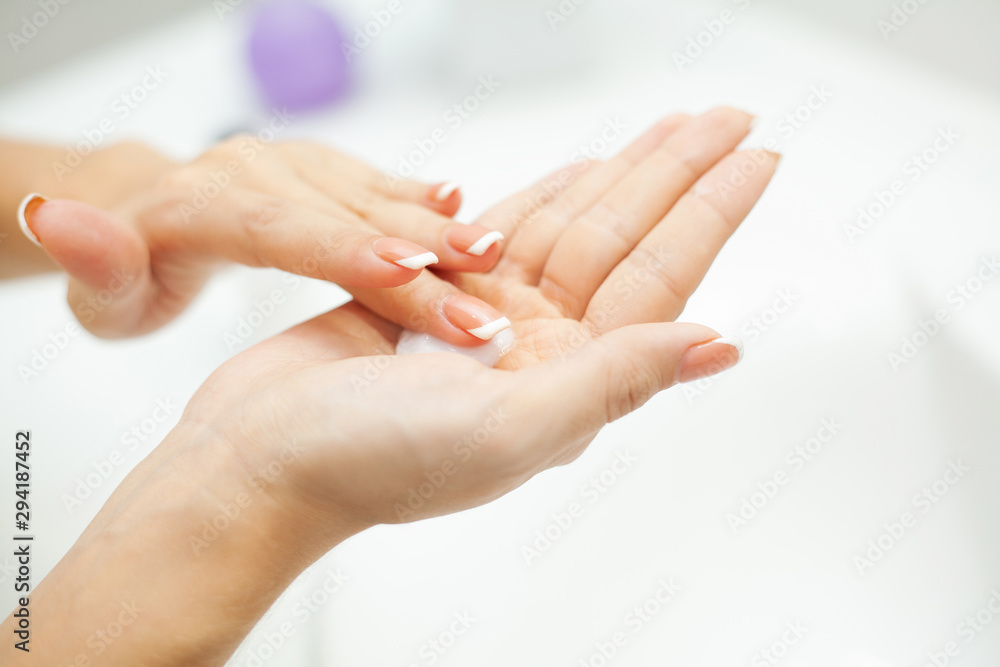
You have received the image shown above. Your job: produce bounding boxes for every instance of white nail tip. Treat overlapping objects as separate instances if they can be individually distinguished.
[464,231,504,256]
[394,252,439,270]
[17,193,45,248]
[435,182,461,202]
[467,316,512,341]
[712,336,744,362]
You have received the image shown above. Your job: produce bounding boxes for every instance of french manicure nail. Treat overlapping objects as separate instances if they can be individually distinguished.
[17,193,47,248]
[446,225,504,257]
[677,336,744,384]
[434,181,461,202]
[374,238,439,271]
[443,294,512,341]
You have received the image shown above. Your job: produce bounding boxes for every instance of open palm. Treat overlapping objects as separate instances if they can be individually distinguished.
[160,108,777,531]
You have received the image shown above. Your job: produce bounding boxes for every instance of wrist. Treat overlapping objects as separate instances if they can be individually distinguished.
[4,421,364,666]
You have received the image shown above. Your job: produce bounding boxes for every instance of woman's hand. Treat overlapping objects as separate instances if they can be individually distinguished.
[4,108,778,667]
[17,137,506,339]
[175,107,777,527]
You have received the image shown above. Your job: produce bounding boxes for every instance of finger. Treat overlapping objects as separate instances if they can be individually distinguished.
[281,143,464,216]
[473,161,591,241]
[359,199,504,272]
[348,272,512,348]
[183,190,440,287]
[373,174,462,216]
[413,181,463,217]
[17,195,168,337]
[585,149,780,332]
[508,324,741,466]
[495,114,693,282]
[331,169,463,218]
[538,107,755,318]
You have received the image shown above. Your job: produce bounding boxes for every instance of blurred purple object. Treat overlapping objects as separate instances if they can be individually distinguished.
[248,0,350,111]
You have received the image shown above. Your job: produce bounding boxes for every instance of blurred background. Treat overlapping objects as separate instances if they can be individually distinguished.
[1,1,998,666]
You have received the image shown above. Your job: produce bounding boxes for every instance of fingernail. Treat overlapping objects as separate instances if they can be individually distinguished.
[17,193,47,248]
[433,181,461,202]
[374,238,439,271]
[677,336,744,384]
[446,225,504,257]
[443,294,512,341]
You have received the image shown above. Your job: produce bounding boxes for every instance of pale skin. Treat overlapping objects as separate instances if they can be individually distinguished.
[0,108,778,665]
[2,136,504,343]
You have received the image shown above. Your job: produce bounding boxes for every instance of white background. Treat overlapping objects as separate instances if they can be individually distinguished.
[1,1,999,666]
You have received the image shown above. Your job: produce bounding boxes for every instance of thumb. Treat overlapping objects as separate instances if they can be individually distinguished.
[18,194,155,337]
[521,323,743,440]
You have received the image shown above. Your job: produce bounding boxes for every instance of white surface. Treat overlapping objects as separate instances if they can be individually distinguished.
[1,2,998,666]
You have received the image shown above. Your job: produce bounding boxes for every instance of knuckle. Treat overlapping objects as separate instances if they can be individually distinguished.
[583,203,635,249]
[200,134,248,163]
[604,349,661,423]
[629,246,689,310]
[156,164,202,193]
[240,196,293,265]
[343,187,379,216]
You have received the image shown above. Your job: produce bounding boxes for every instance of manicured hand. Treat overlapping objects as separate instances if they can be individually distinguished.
[4,109,779,667]
[158,107,779,526]
[17,138,505,338]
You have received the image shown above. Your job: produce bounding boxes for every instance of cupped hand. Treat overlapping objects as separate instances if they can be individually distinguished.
[19,137,505,338]
[139,108,779,531]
